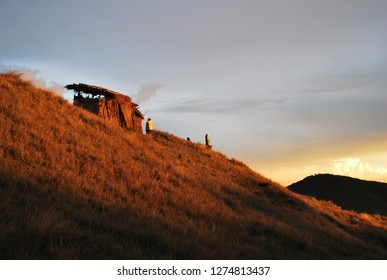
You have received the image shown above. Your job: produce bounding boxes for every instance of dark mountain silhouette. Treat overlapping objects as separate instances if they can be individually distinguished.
[1,72,386,259]
[288,174,387,216]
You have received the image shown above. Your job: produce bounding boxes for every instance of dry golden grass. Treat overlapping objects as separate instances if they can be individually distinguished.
[0,72,386,259]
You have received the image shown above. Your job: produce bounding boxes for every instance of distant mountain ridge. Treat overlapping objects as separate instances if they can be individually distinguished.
[288,174,387,216]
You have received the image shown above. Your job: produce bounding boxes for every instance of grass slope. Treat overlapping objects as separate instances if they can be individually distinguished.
[1,72,386,259]
[288,174,387,216]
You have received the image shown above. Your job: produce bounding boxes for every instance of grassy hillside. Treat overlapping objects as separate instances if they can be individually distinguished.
[0,72,386,259]
[288,174,387,216]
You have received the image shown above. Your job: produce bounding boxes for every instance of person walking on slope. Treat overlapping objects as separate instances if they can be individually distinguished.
[146,117,154,134]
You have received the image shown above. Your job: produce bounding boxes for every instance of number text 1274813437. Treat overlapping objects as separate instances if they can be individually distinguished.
[210,267,270,276]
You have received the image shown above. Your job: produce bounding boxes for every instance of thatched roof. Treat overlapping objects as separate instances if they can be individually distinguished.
[65,83,126,98]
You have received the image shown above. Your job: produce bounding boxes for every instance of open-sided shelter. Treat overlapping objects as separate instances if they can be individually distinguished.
[65,83,144,133]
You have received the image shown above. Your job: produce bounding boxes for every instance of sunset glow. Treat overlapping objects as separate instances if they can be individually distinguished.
[333,157,387,179]
[1,0,386,186]
[256,155,387,186]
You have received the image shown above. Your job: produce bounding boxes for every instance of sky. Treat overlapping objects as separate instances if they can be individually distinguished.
[1,0,387,186]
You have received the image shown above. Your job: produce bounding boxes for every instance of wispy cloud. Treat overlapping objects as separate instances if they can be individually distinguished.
[301,67,387,95]
[0,65,65,95]
[158,94,286,115]
[135,83,162,104]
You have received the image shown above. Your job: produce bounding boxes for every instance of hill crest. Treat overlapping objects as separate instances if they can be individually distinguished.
[1,72,386,259]
[288,174,387,216]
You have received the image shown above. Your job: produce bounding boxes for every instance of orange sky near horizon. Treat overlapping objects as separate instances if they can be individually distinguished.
[251,150,387,186]
[1,0,386,187]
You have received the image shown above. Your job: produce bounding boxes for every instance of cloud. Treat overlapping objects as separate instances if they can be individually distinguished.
[157,93,287,115]
[1,65,65,96]
[135,83,162,104]
[48,81,66,96]
[332,157,387,179]
[301,65,387,96]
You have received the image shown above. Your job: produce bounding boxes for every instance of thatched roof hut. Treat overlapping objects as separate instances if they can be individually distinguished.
[65,83,144,133]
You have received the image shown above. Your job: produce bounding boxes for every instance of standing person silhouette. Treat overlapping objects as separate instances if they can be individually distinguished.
[205,133,211,148]
[145,117,154,134]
